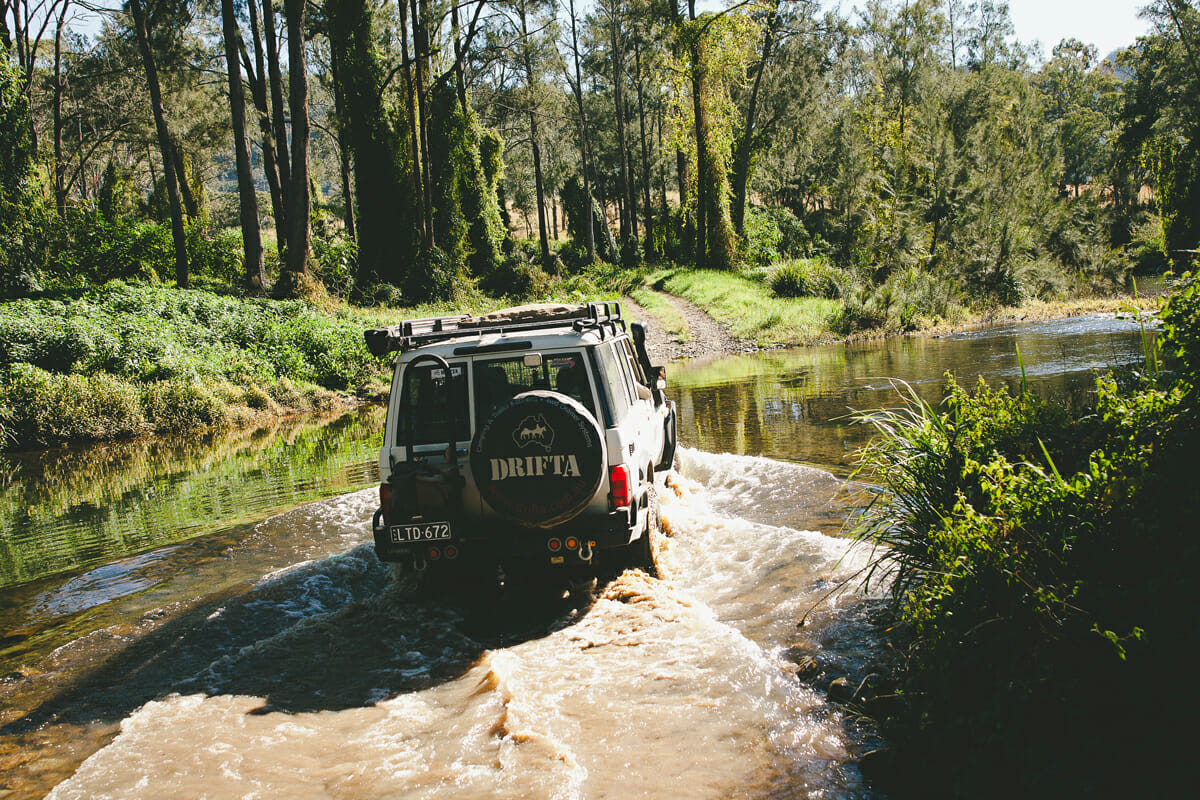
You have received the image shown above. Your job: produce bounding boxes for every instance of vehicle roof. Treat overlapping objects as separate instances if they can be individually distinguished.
[366,301,628,358]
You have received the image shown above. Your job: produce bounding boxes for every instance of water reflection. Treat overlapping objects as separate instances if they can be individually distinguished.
[670,314,1152,472]
[0,406,384,591]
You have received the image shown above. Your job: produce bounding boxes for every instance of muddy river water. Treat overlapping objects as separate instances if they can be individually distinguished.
[0,314,1151,798]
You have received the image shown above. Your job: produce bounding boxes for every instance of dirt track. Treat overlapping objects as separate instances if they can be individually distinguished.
[621,291,757,364]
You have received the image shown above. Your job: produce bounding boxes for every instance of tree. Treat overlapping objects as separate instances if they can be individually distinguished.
[1119,0,1200,265]
[282,0,311,279]
[127,0,188,287]
[221,0,266,292]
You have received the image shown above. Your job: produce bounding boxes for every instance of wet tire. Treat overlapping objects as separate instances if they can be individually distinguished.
[617,486,660,577]
[470,391,606,528]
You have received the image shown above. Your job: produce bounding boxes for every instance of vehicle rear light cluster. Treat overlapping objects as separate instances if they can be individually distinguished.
[547,538,562,552]
[609,464,632,509]
[379,483,392,525]
[425,546,458,561]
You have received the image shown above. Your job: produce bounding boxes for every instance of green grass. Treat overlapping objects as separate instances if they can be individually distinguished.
[628,287,690,341]
[657,268,839,346]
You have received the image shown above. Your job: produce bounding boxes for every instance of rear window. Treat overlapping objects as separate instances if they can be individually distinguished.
[396,361,469,446]
[474,352,596,420]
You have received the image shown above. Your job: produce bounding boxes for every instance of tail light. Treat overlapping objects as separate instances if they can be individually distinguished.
[609,464,632,509]
[379,483,392,525]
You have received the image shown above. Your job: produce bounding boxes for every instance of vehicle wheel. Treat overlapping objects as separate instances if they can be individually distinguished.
[625,486,661,577]
[655,402,678,473]
[470,390,606,528]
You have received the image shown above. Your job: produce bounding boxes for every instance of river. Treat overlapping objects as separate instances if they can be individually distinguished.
[0,313,1151,798]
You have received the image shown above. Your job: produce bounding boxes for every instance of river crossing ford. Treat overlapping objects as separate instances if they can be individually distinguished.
[0,314,1151,798]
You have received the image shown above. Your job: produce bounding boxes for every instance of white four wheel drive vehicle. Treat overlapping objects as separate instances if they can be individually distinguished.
[364,301,678,582]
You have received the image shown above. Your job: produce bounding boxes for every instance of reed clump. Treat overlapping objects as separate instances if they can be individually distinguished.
[852,273,1200,797]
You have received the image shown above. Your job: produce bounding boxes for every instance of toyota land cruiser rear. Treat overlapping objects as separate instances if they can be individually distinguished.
[364,302,677,581]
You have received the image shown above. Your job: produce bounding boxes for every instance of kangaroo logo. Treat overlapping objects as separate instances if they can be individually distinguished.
[513,414,555,451]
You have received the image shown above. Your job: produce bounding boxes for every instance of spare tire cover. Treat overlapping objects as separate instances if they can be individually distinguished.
[470,391,606,528]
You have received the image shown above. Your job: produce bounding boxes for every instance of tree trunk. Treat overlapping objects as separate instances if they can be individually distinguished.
[328,44,356,241]
[732,4,778,237]
[52,2,67,218]
[264,0,290,201]
[634,41,654,259]
[398,0,426,244]
[222,0,266,292]
[609,4,635,242]
[411,0,435,247]
[520,7,550,263]
[246,0,286,255]
[129,0,188,287]
[567,0,595,262]
[170,141,198,218]
[283,0,310,276]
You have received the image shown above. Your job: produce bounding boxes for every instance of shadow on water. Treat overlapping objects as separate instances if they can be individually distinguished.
[2,549,599,742]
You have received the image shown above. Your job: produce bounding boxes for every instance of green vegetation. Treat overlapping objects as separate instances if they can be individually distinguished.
[656,268,840,345]
[851,274,1200,797]
[0,283,389,449]
[628,287,689,341]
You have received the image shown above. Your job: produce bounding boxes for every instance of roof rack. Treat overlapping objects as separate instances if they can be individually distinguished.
[365,301,625,356]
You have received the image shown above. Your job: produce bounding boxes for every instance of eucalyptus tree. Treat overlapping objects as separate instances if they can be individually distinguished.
[127,0,188,286]
[220,0,265,291]
[667,0,760,269]
[496,0,557,263]
[559,0,595,261]
[1119,0,1200,266]
[730,0,826,237]
[281,0,310,278]
[1037,38,1120,198]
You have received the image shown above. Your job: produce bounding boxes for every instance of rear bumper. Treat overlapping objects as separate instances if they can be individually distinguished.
[371,506,640,568]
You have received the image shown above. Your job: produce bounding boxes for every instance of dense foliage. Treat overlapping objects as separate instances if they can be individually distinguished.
[0,283,389,447]
[1,1,1196,317]
[852,274,1200,796]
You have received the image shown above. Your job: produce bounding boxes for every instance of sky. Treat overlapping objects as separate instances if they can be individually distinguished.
[1005,0,1151,59]
[64,1,1156,61]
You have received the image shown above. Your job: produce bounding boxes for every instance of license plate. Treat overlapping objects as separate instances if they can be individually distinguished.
[389,522,452,544]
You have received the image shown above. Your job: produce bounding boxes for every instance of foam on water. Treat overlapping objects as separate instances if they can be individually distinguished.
[43,451,877,799]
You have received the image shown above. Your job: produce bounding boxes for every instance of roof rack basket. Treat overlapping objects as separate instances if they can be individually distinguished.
[365,301,624,356]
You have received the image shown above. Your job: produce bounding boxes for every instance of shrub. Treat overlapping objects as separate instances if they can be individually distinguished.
[187,223,243,285]
[479,251,552,298]
[0,364,144,445]
[770,258,845,299]
[742,205,784,266]
[851,275,1200,796]
[619,236,644,268]
[141,379,229,431]
[313,237,359,300]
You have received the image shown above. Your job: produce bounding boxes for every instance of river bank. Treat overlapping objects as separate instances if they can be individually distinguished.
[0,274,1164,453]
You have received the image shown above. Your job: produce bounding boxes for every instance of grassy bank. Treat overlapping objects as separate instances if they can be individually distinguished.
[0,272,627,451]
[652,267,841,346]
[0,283,387,449]
[848,277,1198,797]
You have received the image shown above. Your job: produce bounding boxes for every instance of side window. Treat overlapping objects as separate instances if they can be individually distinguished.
[396,362,468,446]
[596,343,632,419]
[621,338,650,389]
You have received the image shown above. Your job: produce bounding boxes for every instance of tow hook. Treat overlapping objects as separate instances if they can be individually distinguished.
[579,540,594,562]
[412,557,428,572]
